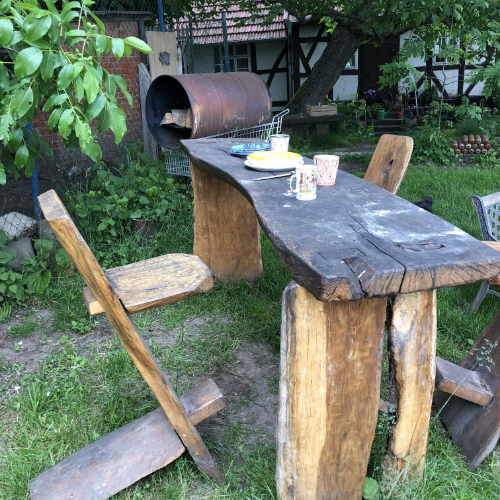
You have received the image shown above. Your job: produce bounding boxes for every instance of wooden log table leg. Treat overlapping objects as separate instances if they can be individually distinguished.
[190,162,263,280]
[277,281,387,500]
[384,290,437,480]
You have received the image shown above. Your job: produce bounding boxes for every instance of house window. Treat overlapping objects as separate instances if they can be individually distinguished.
[228,44,249,72]
[345,52,357,69]
[434,37,448,63]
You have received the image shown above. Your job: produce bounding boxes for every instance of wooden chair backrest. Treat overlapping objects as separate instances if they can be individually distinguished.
[37,189,223,482]
[364,134,414,195]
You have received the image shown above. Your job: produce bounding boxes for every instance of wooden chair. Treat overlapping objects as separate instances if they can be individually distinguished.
[364,134,414,195]
[470,192,500,312]
[30,190,225,500]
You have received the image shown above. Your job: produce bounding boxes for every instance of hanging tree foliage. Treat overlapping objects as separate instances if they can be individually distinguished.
[207,0,500,113]
[0,0,152,185]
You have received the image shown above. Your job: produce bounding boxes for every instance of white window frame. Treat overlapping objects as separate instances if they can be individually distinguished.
[228,43,250,72]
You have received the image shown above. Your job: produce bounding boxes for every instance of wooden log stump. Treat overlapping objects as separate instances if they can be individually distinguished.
[277,281,387,500]
[384,290,437,480]
[190,162,263,280]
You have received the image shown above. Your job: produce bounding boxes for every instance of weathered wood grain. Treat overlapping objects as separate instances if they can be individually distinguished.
[191,161,263,280]
[30,379,225,500]
[435,356,493,407]
[434,306,500,467]
[38,190,223,484]
[276,281,387,500]
[363,134,413,195]
[82,254,213,315]
[181,138,500,301]
[384,291,437,479]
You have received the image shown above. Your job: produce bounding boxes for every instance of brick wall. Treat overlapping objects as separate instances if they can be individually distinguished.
[32,12,151,172]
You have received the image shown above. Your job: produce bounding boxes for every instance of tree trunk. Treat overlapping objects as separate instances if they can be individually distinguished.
[286,24,364,114]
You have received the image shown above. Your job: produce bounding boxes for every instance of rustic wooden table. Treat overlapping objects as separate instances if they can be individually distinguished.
[181,138,500,500]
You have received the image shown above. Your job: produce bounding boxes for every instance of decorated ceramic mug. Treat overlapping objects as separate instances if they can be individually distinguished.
[314,155,339,186]
[289,165,317,200]
[270,134,290,152]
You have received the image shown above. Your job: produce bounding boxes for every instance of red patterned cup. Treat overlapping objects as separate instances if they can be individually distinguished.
[314,155,339,186]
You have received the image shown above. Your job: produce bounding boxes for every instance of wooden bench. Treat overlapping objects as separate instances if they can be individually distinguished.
[181,137,500,499]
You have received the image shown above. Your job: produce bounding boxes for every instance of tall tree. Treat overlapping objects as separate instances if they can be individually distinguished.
[206,0,500,112]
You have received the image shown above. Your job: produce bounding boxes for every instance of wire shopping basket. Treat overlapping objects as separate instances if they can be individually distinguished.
[164,109,290,177]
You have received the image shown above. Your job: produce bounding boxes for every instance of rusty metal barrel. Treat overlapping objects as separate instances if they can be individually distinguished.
[146,72,272,149]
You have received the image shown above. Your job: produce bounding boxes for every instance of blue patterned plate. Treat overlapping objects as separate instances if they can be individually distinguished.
[230,143,271,157]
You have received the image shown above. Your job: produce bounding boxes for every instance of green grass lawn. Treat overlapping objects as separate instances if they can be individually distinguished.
[2,161,500,498]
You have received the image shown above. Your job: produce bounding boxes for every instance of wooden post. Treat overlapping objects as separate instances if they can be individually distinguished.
[384,290,437,479]
[191,162,263,280]
[277,281,387,500]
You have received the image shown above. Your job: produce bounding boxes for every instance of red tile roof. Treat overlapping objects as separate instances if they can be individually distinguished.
[176,6,292,44]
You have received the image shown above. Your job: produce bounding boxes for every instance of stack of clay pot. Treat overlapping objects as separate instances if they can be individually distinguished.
[451,135,493,154]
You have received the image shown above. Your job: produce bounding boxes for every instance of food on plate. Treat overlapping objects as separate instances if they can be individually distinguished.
[248,151,300,162]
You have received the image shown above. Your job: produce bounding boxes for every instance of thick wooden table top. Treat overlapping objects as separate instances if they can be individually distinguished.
[182,138,500,301]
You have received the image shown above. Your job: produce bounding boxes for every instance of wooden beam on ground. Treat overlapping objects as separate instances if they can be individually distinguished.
[276,281,387,500]
[384,290,437,480]
[435,356,493,407]
[435,307,500,468]
[30,379,225,500]
[160,112,174,125]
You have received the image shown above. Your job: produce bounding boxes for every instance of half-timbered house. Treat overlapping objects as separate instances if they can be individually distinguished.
[177,7,488,109]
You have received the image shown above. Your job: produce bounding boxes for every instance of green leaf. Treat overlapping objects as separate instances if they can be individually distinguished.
[0,230,9,248]
[107,103,126,144]
[11,88,34,118]
[25,268,51,294]
[363,478,379,500]
[2,151,19,178]
[73,75,84,102]
[57,64,74,89]
[96,34,107,55]
[123,42,132,58]
[0,19,13,45]
[129,210,142,219]
[0,65,9,90]
[123,36,153,54]
[84,140,101,162]
[34,239,53,260]
[26,13,51,41]
[47,108,63,130]
[0,0,11,15]
[111,75,132,105]
[83,69,99,104]
[73,61,84,79]
[0,251,14,264]
[97,222,107,231]
[111,38,124,60]
[42,0,59,15]
[15,145,29,168]
[42,93,67,112]
[6,128,24,150]
[66,29,86,37]
[25,155,35,177]
[58,109,74,138]
[86,93,105,121]
[40,51,56,81]
[0,162,5,185]
[97,105,110,133]
[14,47,43,78]
[85,8,105,34]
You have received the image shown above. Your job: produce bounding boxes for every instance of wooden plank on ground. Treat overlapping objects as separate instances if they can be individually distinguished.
[435,307,500,467]
[172,109,193,128]
[38,190,223,484]
[276,281,387,500]
[435,356,493,407]
[30,379,225,500]
[384,290,437,480]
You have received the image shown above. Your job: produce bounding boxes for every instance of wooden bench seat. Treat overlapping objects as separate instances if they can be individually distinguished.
[83,254,214,315]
